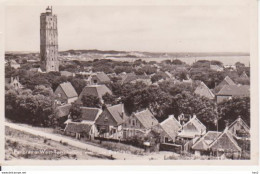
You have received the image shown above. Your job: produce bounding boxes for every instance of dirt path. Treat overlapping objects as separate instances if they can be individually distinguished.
[6,122,174,160]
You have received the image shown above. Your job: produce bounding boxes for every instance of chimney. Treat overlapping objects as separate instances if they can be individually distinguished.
[168,114,174,119]
[11,77,14,83]
[193,114,196,119]
[224,120,229,130]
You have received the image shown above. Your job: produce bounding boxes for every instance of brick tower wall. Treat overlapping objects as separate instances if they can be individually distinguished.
[40,10,59,72]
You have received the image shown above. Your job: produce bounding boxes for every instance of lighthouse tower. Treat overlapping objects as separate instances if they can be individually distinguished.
[40,6,59,72]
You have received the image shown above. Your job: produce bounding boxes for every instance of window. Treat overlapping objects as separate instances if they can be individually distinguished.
[165,137,169,143]
[132,119,136,126]
[104,116,108,122]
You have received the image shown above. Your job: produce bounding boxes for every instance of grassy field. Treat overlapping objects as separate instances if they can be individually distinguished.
[5,126,112,160]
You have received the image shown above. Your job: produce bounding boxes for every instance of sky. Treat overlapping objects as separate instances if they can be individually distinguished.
[5,3,250,53]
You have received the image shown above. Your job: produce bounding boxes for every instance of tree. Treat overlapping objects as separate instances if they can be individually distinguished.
[81,95,101,108]
[151,74,164,83]
[102,93,118,105]
[217,97,250,130]
[70,102,82,122]
[32,85,54,98]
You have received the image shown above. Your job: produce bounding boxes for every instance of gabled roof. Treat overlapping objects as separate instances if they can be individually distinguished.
[94,72,110,82]
[106,104,128,125]
[56,104,72,118]
[217,85,250,96]
[64,122,92,134]
[160,115,182,140]
[210,64,223,71]
[194,81,215,100]
[58,82,78,98]
[221,76,236,86]
[192,131,222,151]
[121,74,150,84]
[80,107,102,122]
[178,115,207,138]
[240,71,249,79]
[60,71,74,77]
[228,116,250,133]
[209,128,241,152]
[79,85,112,100]
[134,109,159,129]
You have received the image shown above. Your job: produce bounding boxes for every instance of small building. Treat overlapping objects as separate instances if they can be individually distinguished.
[240,71,249,80]
[178,114,207,140]
[192,131,222,156]
[54,82,78,104]
[209,128,242,158]
[64,122,97,140]
[122,109,159,139]
[210,64,224,72]
[55,103,72,127]
[228,116,250,139]
[215,76,236,92]
[78,84,112,104]
[89,72,111,85]
[121,73,152,85]
[9,60,20,69]
[5,77,23,90]
[60,71,75,77]
[159,115,182,143]
[95,104,128,140]
[29,67,43,73]
[215,85,250,103]
[194,81,215,100]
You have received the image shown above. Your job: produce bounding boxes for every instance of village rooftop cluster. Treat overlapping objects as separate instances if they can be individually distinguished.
[5,7,250,160]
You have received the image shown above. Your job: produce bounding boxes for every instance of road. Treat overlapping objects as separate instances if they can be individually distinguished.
[5,122,172,160]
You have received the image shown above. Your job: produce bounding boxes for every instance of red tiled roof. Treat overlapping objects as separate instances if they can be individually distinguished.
[59,82,78,98]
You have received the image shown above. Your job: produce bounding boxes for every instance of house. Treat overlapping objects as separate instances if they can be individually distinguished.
[9,60,20,69]
[95,104,128,139]
[121,73,152,85]
[228,116,250,139]
[55,103,72,127]
[178,114,207,140]
[215,85,250,103]
[240,71,249,80]
[215,76,236,91]
[65,107,102,139]
[192,131,222,156]
[64,122,97,140]
[29,67,43,73]
[54,82,78,104]
[89,72,111,85]
[194,81,215,100]
[5,77,23,90]
[210,64,223,72]
[77,84,112,104]
[209,127,241,158]
[159,115,182,143]
[60,71,75,77]
[122,109,159,139]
